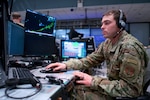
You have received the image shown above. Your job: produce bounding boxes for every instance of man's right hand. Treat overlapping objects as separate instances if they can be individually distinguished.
[45,62,67,71]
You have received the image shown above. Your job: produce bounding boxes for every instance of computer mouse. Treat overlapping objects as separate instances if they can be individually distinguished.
[40,68,54,73]
[40,68,67,73]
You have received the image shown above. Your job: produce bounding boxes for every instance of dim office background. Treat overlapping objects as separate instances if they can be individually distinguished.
[10,0,150,47]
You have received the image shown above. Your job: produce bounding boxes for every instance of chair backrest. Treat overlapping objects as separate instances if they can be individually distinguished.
[144,48,150,95]
[143,69,150,95]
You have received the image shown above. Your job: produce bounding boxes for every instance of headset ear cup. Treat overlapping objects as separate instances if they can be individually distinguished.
[119,20,126,28]
[119,9,126,28]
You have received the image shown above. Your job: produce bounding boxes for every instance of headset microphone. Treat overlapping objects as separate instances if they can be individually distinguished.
[113,28,123,38]
[117,28,123,34]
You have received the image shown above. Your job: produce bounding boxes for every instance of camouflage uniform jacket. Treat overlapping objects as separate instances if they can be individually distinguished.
[63,30,149,98]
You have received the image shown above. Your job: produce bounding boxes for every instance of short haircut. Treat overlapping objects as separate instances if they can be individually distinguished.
[102,9,127,28]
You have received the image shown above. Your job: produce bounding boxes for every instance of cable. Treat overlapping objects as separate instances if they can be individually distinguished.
[5,81,42,99]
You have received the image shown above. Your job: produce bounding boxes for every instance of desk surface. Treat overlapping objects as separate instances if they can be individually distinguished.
[0,84,61,100]
[0,68,77,100]
[31,68,77,85]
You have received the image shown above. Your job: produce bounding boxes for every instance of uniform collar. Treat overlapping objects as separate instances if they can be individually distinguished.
[110,30,128,52]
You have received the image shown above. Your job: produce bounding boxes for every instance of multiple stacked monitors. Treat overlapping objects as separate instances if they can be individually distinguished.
[7,9,58,58]
[60,40,87,61]
[24,9,56,35]
[7,9,98,61]
[24,9,57,57]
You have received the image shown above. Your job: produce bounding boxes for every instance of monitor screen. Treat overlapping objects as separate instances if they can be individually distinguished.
[73,37,96,54]
[8,20,24,56]
[60,40,87,61]
[24,32,57,57]
[24,9,56,35]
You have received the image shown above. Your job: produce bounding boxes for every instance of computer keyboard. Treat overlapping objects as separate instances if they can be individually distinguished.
[7,67,39,87]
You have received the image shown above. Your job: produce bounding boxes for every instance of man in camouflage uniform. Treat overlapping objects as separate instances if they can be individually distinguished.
[46,9,149,100]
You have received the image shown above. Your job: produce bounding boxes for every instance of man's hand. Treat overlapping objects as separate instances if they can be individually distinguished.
[45,62,67,71]
[73,71,93,86]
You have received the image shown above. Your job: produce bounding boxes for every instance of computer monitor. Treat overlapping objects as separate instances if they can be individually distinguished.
[67,28,84,39]
[8,20,24,56]
[24,9,56,35]
[73,36,96,54]
[0,1,9,73]
[60,40,87,61]
[24,31,57,58]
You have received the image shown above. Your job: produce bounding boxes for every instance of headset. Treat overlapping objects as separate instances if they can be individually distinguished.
[118,9,126,29]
